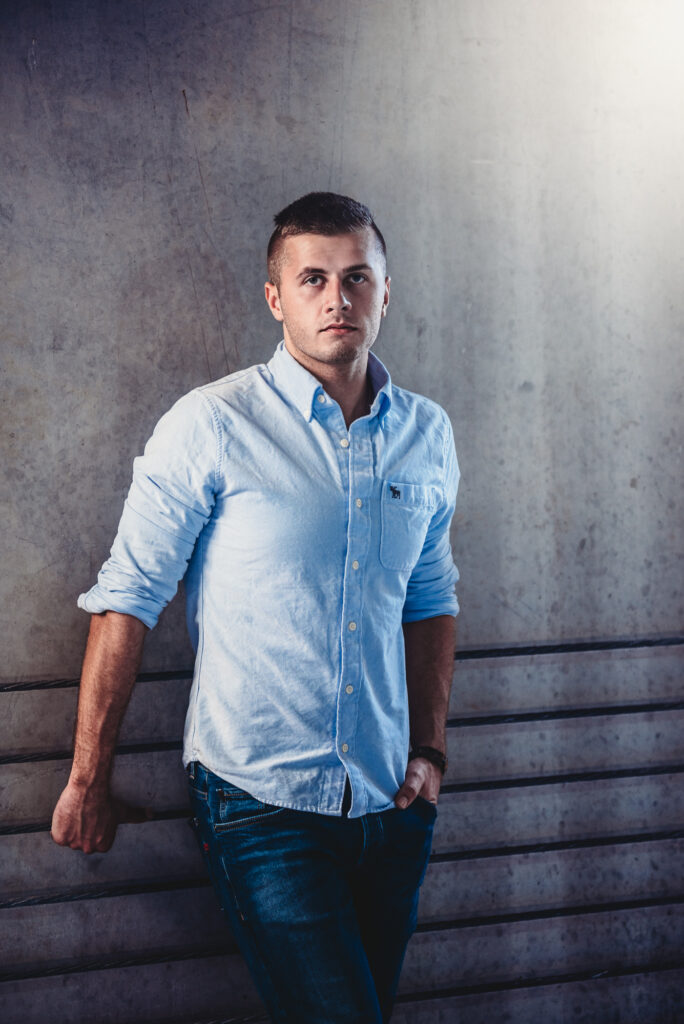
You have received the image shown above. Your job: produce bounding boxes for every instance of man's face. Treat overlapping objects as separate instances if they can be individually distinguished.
[264,228,390,375]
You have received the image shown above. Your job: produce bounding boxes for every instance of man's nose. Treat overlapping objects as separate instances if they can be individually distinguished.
[325,279,351,311]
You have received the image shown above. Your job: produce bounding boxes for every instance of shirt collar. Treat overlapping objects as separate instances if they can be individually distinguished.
[268,340,393,423]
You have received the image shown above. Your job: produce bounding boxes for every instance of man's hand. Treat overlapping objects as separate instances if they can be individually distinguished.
[393,756,442,810]
[51,780,151,854]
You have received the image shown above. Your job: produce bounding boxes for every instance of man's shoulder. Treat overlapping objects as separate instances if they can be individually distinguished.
[195,361,268,404]
[151,363,270,439]
[388,381,451,433]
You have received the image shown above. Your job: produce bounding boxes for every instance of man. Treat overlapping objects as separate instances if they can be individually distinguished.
[51,192,460,1023]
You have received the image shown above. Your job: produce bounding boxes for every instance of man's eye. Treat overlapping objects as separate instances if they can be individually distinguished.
[304,276,323,286]
[347,273,367,284]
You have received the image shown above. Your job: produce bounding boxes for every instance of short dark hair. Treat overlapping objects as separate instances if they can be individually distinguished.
[267,191,386,286]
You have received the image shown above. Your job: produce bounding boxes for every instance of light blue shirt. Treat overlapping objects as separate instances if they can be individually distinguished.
[79,341,460,817]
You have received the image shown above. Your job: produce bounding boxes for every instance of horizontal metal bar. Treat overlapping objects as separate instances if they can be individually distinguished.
[4,831,684,912]
[0,739,183,767]
[430,827,684,863]
[7,695,684,766]
[441,762,684,794]
[6,763,684,838]
[454,636,684,661]
[415,892,684,932]
[0,876,208,911]
[396,959,684,1003]
[2,637,681,692]
[0,807,188,837]
[0,669,193,694]
[163,954,684,1023]
[448,698,684,728]
[0,942,237,984]
[3,909,684,987]
[5,881,684,941]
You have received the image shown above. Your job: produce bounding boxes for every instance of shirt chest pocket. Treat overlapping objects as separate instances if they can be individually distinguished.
[379,480,440,572]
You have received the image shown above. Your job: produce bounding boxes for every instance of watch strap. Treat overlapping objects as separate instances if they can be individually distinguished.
[408,745,448,775]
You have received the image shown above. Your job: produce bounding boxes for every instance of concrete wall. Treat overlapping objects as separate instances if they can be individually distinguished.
[1,1,683,1021]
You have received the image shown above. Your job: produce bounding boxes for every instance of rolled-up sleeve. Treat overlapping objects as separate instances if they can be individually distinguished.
[78,390,220,629]
[401,413,460,623]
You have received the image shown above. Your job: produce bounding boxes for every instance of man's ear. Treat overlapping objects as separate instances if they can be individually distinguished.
[381,275,391,317]
[264,281,284,322]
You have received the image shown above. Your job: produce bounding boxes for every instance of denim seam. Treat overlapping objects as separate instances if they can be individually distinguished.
[213,807,290,833]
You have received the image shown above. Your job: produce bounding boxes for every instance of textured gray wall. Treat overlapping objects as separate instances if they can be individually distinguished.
[2,4,684,1021]
[2,0,683,681]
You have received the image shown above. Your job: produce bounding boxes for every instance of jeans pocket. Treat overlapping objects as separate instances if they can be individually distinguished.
[410,794,438,824]
[209,782,289,834]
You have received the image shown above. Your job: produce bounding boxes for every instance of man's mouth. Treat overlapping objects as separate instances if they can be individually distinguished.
[321,323,357,333]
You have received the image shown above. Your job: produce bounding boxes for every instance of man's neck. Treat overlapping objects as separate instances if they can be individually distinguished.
[285,343,373,428]
[323,369,373,428]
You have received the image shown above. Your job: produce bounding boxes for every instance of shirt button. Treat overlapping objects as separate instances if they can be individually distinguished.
[348,621,357,631]
[341,743,349,753]
[345,685,354,694]
[352,560,359,570]
[317,393,326,403]
[340,438,350,448]
[355,498,362,508]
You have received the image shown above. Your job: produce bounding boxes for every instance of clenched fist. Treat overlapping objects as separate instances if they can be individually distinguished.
[51,780,152,854]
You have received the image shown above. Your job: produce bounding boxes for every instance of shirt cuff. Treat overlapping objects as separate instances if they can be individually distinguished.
[401,592,459,623]
[77,585,159,630]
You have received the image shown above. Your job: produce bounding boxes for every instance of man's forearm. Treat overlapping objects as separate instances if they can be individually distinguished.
[402,615,456,753]
[69,610,147,790]
[51,610,149,853]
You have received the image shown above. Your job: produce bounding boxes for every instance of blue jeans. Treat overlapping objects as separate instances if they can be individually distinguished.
[187,761,436,1023]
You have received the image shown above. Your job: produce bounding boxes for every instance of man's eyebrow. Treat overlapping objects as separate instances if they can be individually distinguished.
[296,263,373,279]
[296,267,326,279]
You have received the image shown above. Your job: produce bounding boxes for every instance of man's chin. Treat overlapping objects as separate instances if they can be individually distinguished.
[298,337,369,366]
[283,330,376,371]
[317,344,363,366]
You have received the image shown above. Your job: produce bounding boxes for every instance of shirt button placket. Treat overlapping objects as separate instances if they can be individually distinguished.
[336,424,355,767]
[339,423,372,775]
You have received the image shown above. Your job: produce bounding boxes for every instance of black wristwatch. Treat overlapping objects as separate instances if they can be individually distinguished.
[408,745,448,775]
